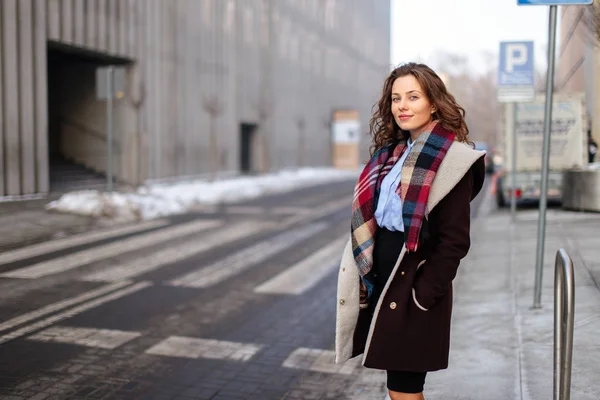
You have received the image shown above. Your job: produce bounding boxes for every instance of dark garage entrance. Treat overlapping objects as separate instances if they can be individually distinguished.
[240,123,258,173]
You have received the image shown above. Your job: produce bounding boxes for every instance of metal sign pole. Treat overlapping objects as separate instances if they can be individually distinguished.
[511,102,518,222]
[533,5,558,309]
[106,66,114,193]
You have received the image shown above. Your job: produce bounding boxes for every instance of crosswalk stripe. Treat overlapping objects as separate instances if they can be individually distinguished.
[271,206,312,215]
[79,222,268,282]
[167,222,329,289]
[282,348,361,375]
[0,281,132,333]
[225,206,312,215]
[225,206,264,214]
[28,326,141,349]
[0,219,222,279]
[0,219,168,266]
[145,336,262,361]
[0,281,152,345]
[253,236,347,295]
[280,197,351,228]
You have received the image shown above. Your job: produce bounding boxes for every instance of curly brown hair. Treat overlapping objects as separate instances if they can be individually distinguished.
[368,63,470,155]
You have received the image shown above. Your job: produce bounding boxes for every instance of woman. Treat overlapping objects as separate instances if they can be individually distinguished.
[335,63,486,399]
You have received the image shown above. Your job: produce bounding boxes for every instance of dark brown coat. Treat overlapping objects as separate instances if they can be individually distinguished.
[335,142,486,372]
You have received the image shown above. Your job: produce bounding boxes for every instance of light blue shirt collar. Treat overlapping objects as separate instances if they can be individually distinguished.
[374,137,416,232]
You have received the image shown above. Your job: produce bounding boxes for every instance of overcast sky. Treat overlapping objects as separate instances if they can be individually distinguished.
[390,0,554,74]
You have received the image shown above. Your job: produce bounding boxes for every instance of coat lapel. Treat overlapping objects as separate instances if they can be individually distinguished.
[426,142,485,214]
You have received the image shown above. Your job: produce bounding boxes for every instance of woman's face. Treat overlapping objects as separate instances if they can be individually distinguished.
[391,75,435,137]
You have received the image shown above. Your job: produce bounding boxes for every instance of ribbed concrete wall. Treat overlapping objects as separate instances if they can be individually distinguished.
[1,0,49,196]
[557,5,588,94]
[557,5,600,147]
[0,0,390,196]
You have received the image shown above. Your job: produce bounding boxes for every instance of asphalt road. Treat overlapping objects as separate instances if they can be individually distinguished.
[0,176,489,400]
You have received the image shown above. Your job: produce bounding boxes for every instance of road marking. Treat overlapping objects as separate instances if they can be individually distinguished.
[254,236,346,295]
[282,348,360,375]
[0,219,168,266]
[0,219,222,279]
[226,206,265,214]
[80,222,268,282]
[226,206,312,215]
[167,222,328,289]
[0,281,132,333]
[271,206,312,215]
[0,281,152,345]
[28,326,141,349]
[280,197,351,227]
[145,336,262,361]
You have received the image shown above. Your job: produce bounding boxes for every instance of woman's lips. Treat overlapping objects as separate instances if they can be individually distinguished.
[398,115,412,121]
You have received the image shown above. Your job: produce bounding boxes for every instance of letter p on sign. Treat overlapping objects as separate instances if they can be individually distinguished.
[505,44,528,73]
[497,41,534,101]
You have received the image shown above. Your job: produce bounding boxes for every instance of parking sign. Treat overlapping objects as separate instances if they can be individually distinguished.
[518,0,592,5]
[498,41,535,102]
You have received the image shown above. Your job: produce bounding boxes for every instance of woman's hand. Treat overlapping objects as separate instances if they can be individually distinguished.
[359,280,369,309]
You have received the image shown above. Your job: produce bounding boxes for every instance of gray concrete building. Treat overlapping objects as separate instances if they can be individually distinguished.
[0,0,390,197]
[556,4,599,147]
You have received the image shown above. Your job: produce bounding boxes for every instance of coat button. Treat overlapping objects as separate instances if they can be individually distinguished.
[342,268,345,272]
[401,271,405,276]
[339,299,345,305]
[389,302,397,309]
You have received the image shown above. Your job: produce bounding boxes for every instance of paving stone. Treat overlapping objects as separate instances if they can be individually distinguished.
[4,182,600,399]
[26,394,49,400]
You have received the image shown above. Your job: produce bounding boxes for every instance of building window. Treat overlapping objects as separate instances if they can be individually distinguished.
[244,6,255,44]
[290,34,298,62]
[315,45,322,76]
[224,0,235,34]
[325,0,335,31]
[278,16,288,58]
[202,0,212,27]
[259,0,268,47]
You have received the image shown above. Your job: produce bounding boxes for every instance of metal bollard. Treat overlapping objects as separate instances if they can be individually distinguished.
[554,249,575,400]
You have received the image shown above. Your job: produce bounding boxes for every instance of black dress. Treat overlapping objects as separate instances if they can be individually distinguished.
[371,227,427,394]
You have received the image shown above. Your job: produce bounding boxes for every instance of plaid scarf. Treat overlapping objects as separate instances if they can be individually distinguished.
[351,121,455,297]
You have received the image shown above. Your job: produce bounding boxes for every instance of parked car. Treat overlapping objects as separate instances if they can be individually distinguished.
[473,141,494,174]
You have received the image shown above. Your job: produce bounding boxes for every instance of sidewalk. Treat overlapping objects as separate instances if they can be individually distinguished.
[346,189,600,400]
[0,197,100,252]
[420,191,600,399]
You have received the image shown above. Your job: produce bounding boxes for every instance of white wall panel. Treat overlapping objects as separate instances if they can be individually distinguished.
[61,0,73,43]
[2,0,21,195]
[34,0,48,193]
[19,0,36,194]
[0,0,4,195]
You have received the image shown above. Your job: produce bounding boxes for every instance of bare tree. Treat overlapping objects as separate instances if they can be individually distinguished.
[463,69,500,149]
[432,51,500,149]
[577,2,600,45]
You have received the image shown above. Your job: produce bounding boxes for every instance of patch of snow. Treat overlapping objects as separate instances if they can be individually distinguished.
[46,167,359,221]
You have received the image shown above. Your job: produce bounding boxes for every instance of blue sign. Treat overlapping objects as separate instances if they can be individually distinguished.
[498,41,534,87]
[518,0,592,5]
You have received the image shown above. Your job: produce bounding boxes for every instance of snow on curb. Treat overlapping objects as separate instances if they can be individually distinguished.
[46,167,360,221]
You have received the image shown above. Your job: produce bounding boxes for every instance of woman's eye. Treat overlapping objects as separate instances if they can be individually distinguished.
[392,98,399,102]
[409,96,418,101]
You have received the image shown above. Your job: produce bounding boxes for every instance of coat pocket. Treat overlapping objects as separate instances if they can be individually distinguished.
[351,306,373,358]
[412,260,429,311]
